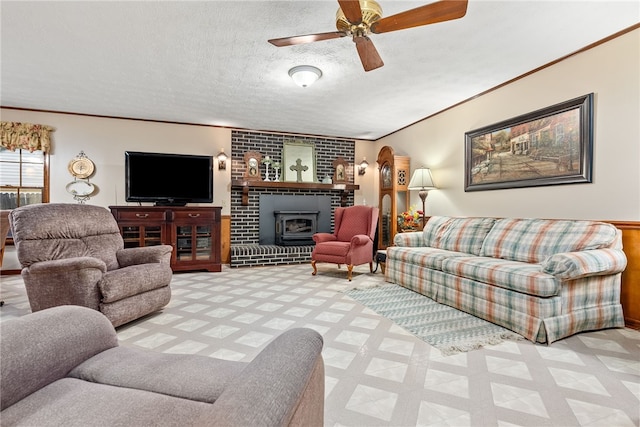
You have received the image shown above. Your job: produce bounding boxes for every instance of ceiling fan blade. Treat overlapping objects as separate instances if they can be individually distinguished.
[337,0,363,25]
[355,36,384,72]
[371,0,468,34]
[268,31,347,47]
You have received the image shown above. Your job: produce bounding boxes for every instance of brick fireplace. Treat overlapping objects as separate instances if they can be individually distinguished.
[229,130,357,267]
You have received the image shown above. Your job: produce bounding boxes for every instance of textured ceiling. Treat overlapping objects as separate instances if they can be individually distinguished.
[1,1,638,140]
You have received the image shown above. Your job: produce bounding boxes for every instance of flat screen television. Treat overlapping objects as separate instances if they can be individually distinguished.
[125,151,213,206]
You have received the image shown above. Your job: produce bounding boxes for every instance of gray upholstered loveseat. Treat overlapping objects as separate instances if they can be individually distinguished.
[385,216,627,343]
[0,306,325,426]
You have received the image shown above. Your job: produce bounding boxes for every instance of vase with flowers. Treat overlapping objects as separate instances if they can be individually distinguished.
[398,205,423,232]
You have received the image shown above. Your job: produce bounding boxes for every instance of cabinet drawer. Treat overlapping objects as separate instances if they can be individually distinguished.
[173,210,215,221]
[114,211,166,222]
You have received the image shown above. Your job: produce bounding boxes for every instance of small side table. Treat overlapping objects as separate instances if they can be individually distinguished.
[373,249,387,274]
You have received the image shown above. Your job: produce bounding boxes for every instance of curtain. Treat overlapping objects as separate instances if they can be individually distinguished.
[0,121,54,153]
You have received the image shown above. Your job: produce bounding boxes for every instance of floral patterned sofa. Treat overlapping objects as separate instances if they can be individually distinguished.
[385,216,627,343]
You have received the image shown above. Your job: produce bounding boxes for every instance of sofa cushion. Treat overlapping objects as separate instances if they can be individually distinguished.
[98,263,172,303]
[386,246,471,271]
[423,216,496,255]
[69,346,245,404]
[0,378,209,427]
[480,218,620,263]
[441,256,559,297]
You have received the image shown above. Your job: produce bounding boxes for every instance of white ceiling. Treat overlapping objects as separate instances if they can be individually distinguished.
[1,1,638,141]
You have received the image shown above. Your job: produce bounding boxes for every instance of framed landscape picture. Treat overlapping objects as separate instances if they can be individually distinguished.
[464,93,593,191]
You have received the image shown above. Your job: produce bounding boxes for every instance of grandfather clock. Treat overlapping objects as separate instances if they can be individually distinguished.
[377,146,410,250]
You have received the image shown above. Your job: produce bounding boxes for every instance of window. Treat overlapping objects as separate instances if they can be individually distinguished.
[0,147,49,209]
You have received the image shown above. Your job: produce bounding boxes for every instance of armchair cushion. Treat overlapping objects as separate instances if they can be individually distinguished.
[10,203,123,270]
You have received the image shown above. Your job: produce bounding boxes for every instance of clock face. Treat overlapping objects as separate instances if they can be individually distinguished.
[248,158,258,168]
[68,158,95,179]
[381,164,392,189]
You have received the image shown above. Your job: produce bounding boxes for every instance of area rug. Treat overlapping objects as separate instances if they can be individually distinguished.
[344,284,524,355]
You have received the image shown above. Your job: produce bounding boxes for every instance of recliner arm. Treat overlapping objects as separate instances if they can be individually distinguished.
[21,257,106,312]
[116,245,172,268]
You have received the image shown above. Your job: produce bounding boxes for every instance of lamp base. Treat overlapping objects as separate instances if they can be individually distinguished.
[419,190,429,227]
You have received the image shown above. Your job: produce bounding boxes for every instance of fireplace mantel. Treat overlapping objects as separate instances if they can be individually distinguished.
[231,180,359,206]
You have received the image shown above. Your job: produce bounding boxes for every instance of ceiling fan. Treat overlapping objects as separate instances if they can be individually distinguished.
[268,0,468,72]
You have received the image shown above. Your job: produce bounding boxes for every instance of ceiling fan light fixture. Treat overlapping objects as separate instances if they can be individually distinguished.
[288,65,322,88]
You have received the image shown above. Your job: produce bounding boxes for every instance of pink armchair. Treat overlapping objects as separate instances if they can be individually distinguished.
[311,205,379,281]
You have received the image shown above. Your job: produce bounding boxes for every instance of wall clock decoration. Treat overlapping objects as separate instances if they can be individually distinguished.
[243,151,263,181]
[67,151,95,179]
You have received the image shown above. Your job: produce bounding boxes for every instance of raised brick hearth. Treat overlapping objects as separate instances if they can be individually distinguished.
[230,130,356,267]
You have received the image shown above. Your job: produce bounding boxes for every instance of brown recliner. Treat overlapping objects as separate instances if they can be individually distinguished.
[9,203,173,327]
[311,205,379,281]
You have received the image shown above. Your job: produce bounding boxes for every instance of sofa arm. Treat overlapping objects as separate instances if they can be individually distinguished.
[542,249,628,280]
[116,245,172,268]
[200,328,324,427]
[0,306,118,411]
[393,231,424,247]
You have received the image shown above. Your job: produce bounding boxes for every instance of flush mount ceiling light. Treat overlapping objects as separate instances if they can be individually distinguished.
[288,65,322,88]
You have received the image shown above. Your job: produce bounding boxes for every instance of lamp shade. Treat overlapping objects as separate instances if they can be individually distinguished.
[289,65,322,88]
[408,167,436,190]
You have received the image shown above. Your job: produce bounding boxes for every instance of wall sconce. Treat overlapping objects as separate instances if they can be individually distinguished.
[358,158,369,175]
[408,167,437,227]
[217,149,228,170]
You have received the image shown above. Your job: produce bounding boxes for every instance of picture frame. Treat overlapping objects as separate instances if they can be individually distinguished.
[464,93,593,191]
[282,140,317,183]
[332,156,349,183]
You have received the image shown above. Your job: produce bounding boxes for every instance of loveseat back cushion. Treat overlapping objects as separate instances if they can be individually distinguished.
[10,203,123,270]
[422,216,496,255]
[0,306,118,411]
[480,218,620,263]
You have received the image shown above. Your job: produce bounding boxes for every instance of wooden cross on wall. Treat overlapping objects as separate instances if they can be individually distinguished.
[289,158,308,183]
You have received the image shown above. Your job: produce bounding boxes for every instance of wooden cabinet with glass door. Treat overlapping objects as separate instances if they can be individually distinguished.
[172,208,221,272]
[110,206,221,272]
[377,146,410,250]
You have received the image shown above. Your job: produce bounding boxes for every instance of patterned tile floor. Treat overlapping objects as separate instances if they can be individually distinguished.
[1,264,639,426]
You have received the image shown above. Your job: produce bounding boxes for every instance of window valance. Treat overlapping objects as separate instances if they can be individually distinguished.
[0,121,54,153]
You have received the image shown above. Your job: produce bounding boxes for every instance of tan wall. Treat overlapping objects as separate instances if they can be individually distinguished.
[375,28,640,221]
[0,111,232,213]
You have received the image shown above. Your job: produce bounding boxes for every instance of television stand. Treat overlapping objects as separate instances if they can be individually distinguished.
[154,200,188,207]
[109,206,221,272]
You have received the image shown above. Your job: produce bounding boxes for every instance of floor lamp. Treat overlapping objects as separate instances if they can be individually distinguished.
[407,167,437,228]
